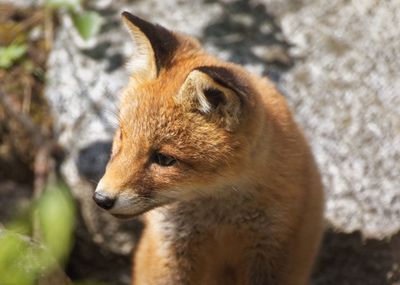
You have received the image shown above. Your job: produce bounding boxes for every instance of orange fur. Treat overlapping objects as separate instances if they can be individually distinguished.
[95,12,324,285]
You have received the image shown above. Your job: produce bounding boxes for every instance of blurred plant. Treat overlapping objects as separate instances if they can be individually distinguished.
[0,3,105,283]
[46,0,103,40]
[70,11,103,41]
[0,1,102,71]
[0,87,104,284]
[37,181,75,264]
[0,180,75,285]
[0,43,27,69]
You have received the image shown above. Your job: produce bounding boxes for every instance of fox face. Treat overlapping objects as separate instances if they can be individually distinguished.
[94,12,260,218]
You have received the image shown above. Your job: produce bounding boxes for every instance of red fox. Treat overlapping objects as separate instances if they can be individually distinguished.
[93,11,324,285]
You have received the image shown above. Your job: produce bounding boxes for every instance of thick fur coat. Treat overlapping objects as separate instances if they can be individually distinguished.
[94,12,324,285]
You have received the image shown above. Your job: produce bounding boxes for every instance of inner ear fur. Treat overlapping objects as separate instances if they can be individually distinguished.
[122,11,179,81]
[176,67,250,132]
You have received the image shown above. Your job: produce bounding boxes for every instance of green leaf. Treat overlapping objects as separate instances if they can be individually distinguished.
[38,182,75,264]
[0,179,76,284]
[71,11,103,40]
[0,44,27,69]
[0,233,34,285]
[45,0,81,10]
[0,231,57,285]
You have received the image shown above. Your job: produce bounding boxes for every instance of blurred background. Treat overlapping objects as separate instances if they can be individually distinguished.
[0,0,399,284]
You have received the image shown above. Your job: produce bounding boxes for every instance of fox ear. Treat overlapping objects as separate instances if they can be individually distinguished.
[121,11,179,81]
[176,66,251,132]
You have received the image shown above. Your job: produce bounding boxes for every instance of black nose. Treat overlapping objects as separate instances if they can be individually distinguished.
[93,192,115,210]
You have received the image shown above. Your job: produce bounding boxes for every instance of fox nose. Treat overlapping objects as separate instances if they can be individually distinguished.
[93,192,115,210]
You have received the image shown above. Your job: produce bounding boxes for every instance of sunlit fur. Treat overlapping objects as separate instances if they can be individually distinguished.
[96,12,324,285]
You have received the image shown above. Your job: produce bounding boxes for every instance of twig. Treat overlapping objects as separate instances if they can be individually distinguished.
[11,11,44,35]
[44,7,54,52]
[0,90,53,235]
[0,90,45,147]
[32,144,52,242]
[22,76,32,114]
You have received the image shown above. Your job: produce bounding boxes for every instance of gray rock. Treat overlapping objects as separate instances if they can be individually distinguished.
[278,0,400,239]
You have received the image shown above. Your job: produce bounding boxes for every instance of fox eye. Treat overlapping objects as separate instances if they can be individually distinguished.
[153,152,177,167]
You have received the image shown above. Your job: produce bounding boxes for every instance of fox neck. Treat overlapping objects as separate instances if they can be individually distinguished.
[146,180,262,228]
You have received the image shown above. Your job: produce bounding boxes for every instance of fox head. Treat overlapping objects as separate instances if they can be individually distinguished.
[94,12,265,217]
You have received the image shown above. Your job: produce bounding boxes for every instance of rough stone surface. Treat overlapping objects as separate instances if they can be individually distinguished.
[42,0,400,283]
[278,0,400,239]
[44,8,139,255]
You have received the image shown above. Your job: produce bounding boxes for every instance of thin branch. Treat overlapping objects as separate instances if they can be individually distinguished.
[44,7,54,52]
[0,90,45,147]
[12,10,44,35]
[0,89,53,233]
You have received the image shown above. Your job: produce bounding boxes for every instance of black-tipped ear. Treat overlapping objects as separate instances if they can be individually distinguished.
[121,11,179,79]
[195,66,252,105]
[176,66,253,132]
